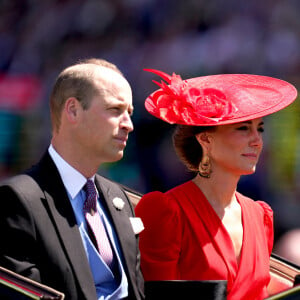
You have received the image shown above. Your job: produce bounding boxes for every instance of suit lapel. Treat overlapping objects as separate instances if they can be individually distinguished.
[29,153,97,300]
[95,176,138,290]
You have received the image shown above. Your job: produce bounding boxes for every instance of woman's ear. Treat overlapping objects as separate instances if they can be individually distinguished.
[195,132,211,147]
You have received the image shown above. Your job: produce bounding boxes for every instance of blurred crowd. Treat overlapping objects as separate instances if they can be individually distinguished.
[1,0,300,251]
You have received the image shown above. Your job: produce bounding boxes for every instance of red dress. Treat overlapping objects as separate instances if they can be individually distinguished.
[135,181,273,300]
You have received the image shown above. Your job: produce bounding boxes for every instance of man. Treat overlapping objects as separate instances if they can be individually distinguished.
[0,58,144,299]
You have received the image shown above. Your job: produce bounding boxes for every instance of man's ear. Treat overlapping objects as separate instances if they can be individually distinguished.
[64,97,80,123]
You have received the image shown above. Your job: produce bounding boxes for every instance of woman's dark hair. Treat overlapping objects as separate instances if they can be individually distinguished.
[172,124,216,172]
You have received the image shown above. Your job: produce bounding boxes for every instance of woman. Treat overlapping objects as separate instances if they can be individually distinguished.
[135,69,298,300]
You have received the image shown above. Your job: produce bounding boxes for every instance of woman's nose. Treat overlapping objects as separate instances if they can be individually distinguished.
[250,130,263,148]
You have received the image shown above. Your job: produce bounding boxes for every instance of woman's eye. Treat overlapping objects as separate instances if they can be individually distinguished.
[237,126,248,131]
[258,127,264,133]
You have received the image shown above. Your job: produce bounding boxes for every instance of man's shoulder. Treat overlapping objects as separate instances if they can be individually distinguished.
[0,150,53,187]
[95,174,121,190]
[95,174,143,208]
[0,173,43,196]
[0,173,33,187]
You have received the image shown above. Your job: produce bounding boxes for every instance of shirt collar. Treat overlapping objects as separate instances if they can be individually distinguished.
[48,144,95,199]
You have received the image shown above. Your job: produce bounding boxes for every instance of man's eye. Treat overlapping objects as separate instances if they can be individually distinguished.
[110,107,121,112]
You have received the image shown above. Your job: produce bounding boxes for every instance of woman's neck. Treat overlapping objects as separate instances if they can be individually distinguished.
[193,171,240,216]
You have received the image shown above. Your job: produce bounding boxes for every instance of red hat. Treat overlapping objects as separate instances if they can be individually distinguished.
[144,69,298,126]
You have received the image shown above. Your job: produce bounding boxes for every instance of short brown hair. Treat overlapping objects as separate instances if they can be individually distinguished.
[50,58,123,132]
[172,125,216,172]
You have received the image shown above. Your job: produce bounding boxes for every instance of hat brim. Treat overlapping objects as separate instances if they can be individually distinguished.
[145,73,298,126]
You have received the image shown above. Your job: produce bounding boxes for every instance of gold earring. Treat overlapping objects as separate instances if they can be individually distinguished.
[198,155,211,178]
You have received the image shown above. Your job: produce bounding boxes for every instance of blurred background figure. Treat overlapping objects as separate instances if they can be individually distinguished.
[0,73,41,179]
[0,0,300,248]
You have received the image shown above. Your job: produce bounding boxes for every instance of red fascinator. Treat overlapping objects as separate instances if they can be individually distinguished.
[144,69,298,126]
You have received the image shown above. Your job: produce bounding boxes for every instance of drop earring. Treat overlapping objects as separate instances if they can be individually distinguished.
[198,155,211,178]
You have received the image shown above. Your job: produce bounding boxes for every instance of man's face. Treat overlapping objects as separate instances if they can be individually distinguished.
[76,68,134,165]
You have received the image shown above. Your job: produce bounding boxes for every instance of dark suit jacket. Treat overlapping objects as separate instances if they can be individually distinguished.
[0,152,144,300]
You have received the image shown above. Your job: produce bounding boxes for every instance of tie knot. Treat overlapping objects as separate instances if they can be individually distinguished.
[84,179,97,214]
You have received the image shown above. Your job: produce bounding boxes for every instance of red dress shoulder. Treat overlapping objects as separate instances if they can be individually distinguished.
[135,191,183,280]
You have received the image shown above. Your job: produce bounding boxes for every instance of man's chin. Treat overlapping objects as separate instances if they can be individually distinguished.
[109,151,124,162]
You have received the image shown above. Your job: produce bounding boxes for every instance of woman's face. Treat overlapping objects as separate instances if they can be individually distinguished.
[200,118,264,176]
